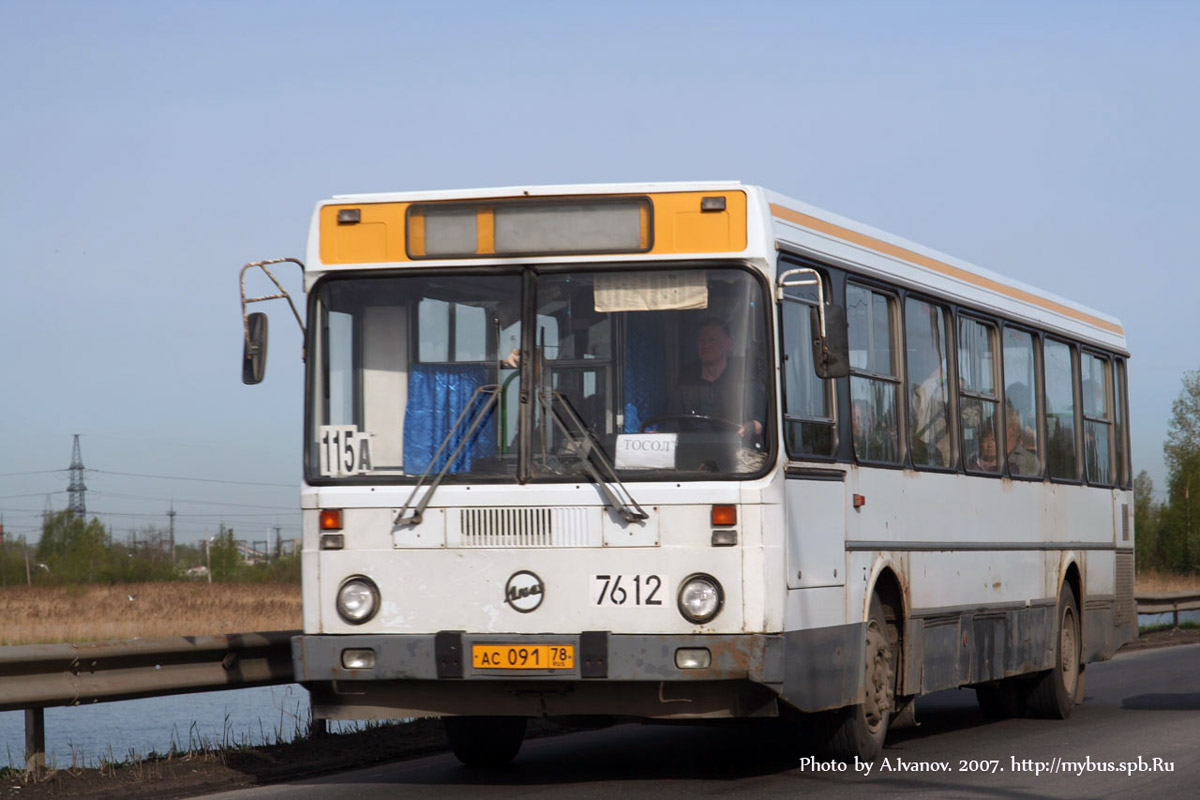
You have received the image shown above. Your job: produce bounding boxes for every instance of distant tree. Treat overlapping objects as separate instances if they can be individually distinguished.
[208,524,242,582]
[36,510,109,583]
[1161,370,1200,573]
[243,552,302,584]
[0,536,32,586]
[174,543,204,570]
[1161,451,1200,573]
[1165,369,1200,473]
[1134,470,1163,571]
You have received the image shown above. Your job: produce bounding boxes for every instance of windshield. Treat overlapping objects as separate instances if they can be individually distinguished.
[307,266,771,483]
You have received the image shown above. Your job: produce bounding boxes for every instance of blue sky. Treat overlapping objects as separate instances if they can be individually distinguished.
[2,0,1197,545]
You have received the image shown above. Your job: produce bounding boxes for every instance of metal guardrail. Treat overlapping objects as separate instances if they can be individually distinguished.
[4,594,1199,773]
[1135,591,1200,626]
[1,630,297,771]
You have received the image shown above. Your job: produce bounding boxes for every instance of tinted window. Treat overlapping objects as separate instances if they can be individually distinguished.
[848,284,900,463]
[906,298,952,468]
[1002,327,1041,477]
[1044,339,1078,480]
[959,317,1000,473]
[1082,352,1113,485]
[782,285,836,457]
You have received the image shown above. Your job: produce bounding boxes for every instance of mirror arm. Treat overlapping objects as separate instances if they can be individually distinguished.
[240,258,307,361]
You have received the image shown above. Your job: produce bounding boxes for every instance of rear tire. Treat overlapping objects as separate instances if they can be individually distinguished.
[824,593,896,762]
[444,716,526,767]
[1027,587,1081,719]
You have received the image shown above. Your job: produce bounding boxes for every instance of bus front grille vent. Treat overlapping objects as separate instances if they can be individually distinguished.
[457,507,597,548]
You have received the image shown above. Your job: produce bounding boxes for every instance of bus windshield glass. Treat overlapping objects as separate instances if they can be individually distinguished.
[307,266,771,483]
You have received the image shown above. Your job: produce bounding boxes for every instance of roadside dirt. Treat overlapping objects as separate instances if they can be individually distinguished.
[4,629,1197,800]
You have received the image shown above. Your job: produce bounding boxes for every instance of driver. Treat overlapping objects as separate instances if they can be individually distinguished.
[671,317,764,441]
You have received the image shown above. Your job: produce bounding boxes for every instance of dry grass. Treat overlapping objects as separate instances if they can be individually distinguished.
[1135,570,1200,594]
[0,582,301,645]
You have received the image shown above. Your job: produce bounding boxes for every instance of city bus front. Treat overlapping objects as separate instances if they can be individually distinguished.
[287,191,787,762]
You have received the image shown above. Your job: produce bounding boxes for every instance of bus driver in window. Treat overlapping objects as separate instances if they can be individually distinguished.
[672,317,764,443]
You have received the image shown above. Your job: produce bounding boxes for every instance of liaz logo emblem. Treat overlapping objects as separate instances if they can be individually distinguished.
[504,570,545,613]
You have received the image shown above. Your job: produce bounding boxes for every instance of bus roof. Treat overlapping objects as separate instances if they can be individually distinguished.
[306,181,1127,354]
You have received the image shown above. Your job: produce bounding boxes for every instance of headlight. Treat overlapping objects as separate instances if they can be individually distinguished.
[677,573,723,624]
[336,576,380,624]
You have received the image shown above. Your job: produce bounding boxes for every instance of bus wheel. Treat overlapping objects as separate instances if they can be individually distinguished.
[444,716,527,767]
[825,593,895,762]
[1027,587,1080,719]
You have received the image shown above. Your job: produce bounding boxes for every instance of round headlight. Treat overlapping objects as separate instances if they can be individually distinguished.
[336,576,380,624]
[677,574,723,624]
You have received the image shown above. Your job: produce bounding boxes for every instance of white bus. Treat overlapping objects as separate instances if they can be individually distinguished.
[240,182,1134,765]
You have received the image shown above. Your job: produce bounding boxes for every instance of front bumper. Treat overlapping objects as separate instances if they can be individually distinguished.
[293,631,784,684]
[294,631,785,720]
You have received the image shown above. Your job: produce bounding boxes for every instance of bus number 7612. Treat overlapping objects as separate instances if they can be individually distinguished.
[593,574,664,607]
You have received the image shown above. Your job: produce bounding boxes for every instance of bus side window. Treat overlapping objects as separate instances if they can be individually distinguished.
[781,292,835,457]
[1002,327,1041,478]
[847,284,901,463]
[1082,352,1114,486]
[1044,339,1079,480]
[1115,358,1130,488]
[958,316,1000,473]
[905,298,952,469]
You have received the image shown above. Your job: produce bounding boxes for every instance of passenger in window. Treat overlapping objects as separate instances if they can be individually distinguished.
[1005,402,1039,476]
[852,398,898,462]
[672,317,764,443]
[970,428,999,472]
[911,364,950,466]
[1082,378,1110,483]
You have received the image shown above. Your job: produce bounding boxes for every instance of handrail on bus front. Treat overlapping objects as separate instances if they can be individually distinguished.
[777,267,827,335]
[777,267,850,380]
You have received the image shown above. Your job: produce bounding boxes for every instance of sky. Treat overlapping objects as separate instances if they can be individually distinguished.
[2,0,1198,546]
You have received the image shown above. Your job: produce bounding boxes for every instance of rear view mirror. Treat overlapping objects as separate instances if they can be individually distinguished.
[811,304,850,379]
[242,312,268,385]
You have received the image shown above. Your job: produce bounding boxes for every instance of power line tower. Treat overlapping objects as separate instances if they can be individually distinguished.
[67,434,87,520]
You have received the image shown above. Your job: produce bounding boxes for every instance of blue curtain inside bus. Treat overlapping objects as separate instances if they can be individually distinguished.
[623,312,667,432]
[404,364,496,473]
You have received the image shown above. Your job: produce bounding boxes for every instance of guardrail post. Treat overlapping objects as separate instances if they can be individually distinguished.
[25,707,45,773]
[1174,601,1180,629]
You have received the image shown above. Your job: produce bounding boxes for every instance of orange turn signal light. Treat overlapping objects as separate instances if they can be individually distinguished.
[711,504,737,526]
[319,509,343,531]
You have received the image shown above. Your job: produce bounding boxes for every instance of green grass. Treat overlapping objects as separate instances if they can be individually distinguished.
[1139,621,1200,634]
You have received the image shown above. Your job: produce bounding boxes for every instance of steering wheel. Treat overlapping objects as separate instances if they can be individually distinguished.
[640,413,741,434]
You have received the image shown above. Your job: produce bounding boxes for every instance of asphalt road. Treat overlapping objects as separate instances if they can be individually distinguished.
[199,643,1200,799]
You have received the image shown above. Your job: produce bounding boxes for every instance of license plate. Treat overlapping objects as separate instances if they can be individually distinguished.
[471,644,575,670]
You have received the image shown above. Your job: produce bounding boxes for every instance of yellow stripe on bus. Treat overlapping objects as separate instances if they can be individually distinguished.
[769,203,1123,336]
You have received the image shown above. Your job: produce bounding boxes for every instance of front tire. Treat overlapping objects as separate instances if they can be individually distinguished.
[1027,587,1081,719]
[444,716,526,767]
[824,593,896,762]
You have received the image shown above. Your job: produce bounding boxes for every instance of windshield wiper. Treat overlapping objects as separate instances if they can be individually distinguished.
[537,389,649,524]
[395,385,500,526]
